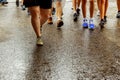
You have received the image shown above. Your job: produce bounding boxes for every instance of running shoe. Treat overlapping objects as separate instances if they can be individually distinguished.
[73,13,78,22]
[76,8,80,16]
[99,20,105,28]
[104,16,107,23]
[82,19,88,28]
[21,5,26,10]
[116,12,120,18]
[36,37,43,46]
[89,19,95,29]
[57,20,64,28]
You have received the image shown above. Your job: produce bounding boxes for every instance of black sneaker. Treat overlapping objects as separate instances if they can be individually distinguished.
[104,16,107,23]
[76,8,80,16]
[52,7,55,15]
[116,12,120,18]
[99,20,105,28]
[21,5,26,10]
[57,20,64,28]
[73,13,78,22]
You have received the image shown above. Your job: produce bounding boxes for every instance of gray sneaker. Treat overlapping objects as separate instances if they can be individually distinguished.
[36,37,43,46]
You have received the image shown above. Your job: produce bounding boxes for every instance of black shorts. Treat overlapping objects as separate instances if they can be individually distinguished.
[23,0,52,9]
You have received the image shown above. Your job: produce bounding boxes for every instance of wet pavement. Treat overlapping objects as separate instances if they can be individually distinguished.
[0,1,120,80]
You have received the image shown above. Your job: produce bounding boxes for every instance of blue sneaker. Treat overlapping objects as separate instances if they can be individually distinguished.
[89,19,95,29]
[82,19,88,28]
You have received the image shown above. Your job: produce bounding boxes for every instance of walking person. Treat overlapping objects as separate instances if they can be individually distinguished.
[23,0,52,46]
[81,0,95,29]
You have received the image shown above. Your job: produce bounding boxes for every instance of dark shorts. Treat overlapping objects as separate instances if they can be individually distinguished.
[23,0,52,9]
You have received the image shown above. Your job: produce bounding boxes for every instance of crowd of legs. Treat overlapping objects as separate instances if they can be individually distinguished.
[22,0,120,46]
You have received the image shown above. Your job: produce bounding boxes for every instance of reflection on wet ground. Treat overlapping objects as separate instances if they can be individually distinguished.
[0,1,120,80]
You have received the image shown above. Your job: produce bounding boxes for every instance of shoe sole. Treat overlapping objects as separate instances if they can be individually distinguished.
[57,21,64,28]
[74,17,77,22]
[37,44,43,46]
[48,22,53,25]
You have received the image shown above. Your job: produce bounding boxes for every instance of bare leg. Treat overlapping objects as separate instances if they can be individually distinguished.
[77,0,81,8]
[97,0,100,10]
[104,0,108,16]
[40,8,50,26]
[82,0,87,18]
[56,1,64,27]
[72,0,76,12]
[117,0,120,11]
[89,0,94,18]
[28,6,41,37]
[56,1,62,19]
[100,0,105,20]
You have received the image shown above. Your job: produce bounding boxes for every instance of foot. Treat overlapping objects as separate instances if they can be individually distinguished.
[73,13,78,22]
[36,37,43,46]
[21,5,26,10]
[47,17,53,24]
[82,19,88,28]
[116,12,120,18]
[57,20,64,28]
[52,7,55,15]
[99,20,105,28]
[89,19,95,30]
[76,8,80,16]
[104,16,107,23]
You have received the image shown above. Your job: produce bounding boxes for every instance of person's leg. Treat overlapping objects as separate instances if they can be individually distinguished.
[76,0,81,15]
[97,0,100,16]
[47,8,53,24]
[117,0,120,11]
[116,0,120,18]
[99,0,105,27]
[82,0,88,28]
[72,0,78,21]
[72,0,76,12]
[89,0,94,18]
[100,0,105,20]
[40,8,51,26]
[104,0,108,22]
[97,0,100,10]
[89,0,95,29]
[77,0,81,8]
[28,6,41,37]
[56,1,64,27]
[82,0,86,18]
